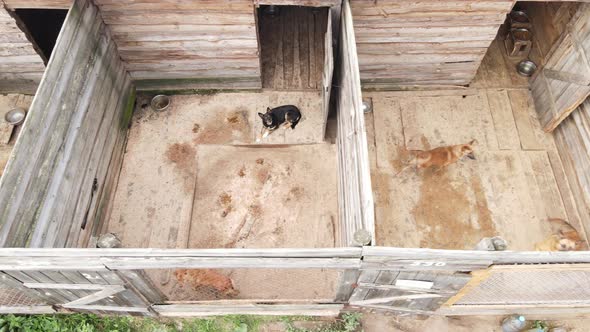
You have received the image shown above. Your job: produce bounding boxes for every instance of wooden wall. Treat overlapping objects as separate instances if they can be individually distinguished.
[350,0,514,89]
[336,0,374,246]
[0,5,46,94]
[531,3,590,132]
[520,2,580,64]
[0,0,133,248]
[554,99,590,235]
[2,0,70,9]
[94,0,261,91]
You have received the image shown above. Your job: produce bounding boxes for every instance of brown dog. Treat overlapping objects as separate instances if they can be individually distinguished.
[535,218,586,251]
[175,269,238,297]
[396,139,477,175]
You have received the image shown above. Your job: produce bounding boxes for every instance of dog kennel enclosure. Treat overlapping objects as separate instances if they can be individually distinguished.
[0,0,590,317]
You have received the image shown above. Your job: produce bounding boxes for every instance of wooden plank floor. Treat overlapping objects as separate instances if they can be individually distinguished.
[259,6,327,90]
[366,87,585,250]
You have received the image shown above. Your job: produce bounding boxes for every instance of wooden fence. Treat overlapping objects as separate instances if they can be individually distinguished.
[336,0,374,247]
[0,0,133,248]
[531,3,590,132]
[554,98,590,239]
[3,247,590,316]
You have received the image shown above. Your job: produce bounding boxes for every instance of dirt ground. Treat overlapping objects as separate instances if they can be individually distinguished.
[106,91,338,301]
[360,311,590,332]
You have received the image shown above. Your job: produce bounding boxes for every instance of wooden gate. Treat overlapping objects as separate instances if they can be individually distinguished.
[350,247,491,314]
[0,269,160,315]
[0,250,164,315]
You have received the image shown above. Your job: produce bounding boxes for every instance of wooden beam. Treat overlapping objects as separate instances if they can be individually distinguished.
[0,247,362,258]
[102,257,360,270]
[543,68,590,86]
[0,306,55,314]
[153,304,343,317]
[65,305,149,313]
[363,247,590,265]
[23,283,122,291]
[351,293,442,306]
[438,304,590,316]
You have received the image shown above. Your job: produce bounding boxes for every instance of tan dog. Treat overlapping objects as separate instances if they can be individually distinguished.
[175,269,238,297]
[396,139,477,176]
[535,218,586,251]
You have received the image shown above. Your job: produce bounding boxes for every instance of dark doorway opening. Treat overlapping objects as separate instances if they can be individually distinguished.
[13,9,67,62]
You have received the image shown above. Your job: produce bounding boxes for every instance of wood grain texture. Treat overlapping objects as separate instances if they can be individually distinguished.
[337,0,375,246]
[554,99,590,244]
[0,6,45,93]
[0,0,133,248]
[259,6,328,90]
[531,4,590,132]
[350,0,514,88]
[94,0,261,89]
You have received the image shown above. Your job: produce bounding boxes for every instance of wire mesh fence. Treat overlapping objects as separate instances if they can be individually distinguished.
[150,268,343,302]
[0,282,45,307]
[456,267,590,306]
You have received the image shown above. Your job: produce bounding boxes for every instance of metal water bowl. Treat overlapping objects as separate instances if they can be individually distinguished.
[517,60,537,77]
[4,107,26,126]
[150,95,171,112]
[509,10,530,24]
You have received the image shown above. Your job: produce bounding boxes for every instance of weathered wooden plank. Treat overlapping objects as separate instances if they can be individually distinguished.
[363,247,590,265]
[337,0,375,246]
[334,269,360,303]
[0,0,94,246]
[116,270,165,305]
[0,306,55,314]
[3,0,71,9]
[486,89,521,150]
[0,247,363,257]
[34,26,116,248]
[350,0,512,88]
[103,257,360,270]
[153,304,343,317]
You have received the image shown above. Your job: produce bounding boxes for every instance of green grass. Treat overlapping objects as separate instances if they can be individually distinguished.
[0,313,362,332]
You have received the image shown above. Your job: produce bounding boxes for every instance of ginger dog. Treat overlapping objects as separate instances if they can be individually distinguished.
[175,269,238,297]
[535,218,586,251]
[396,139,477,176]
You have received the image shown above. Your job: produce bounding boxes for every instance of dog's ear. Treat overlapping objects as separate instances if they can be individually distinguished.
[266,107,271,113]
[258,112,265,119]
[469,139,478,146]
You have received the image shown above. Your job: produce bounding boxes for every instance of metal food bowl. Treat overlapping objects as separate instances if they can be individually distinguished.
[4,107,26,126]
[511,28,532,41]
[517,60,537,77]
[150,95,170,112]
[509,10,530,24]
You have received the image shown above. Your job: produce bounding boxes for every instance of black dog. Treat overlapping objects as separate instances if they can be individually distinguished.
[257,105,301,140]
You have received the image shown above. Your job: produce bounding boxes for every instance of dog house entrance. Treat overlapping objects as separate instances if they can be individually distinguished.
[13,9,67,62]
[257,5,329,91]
